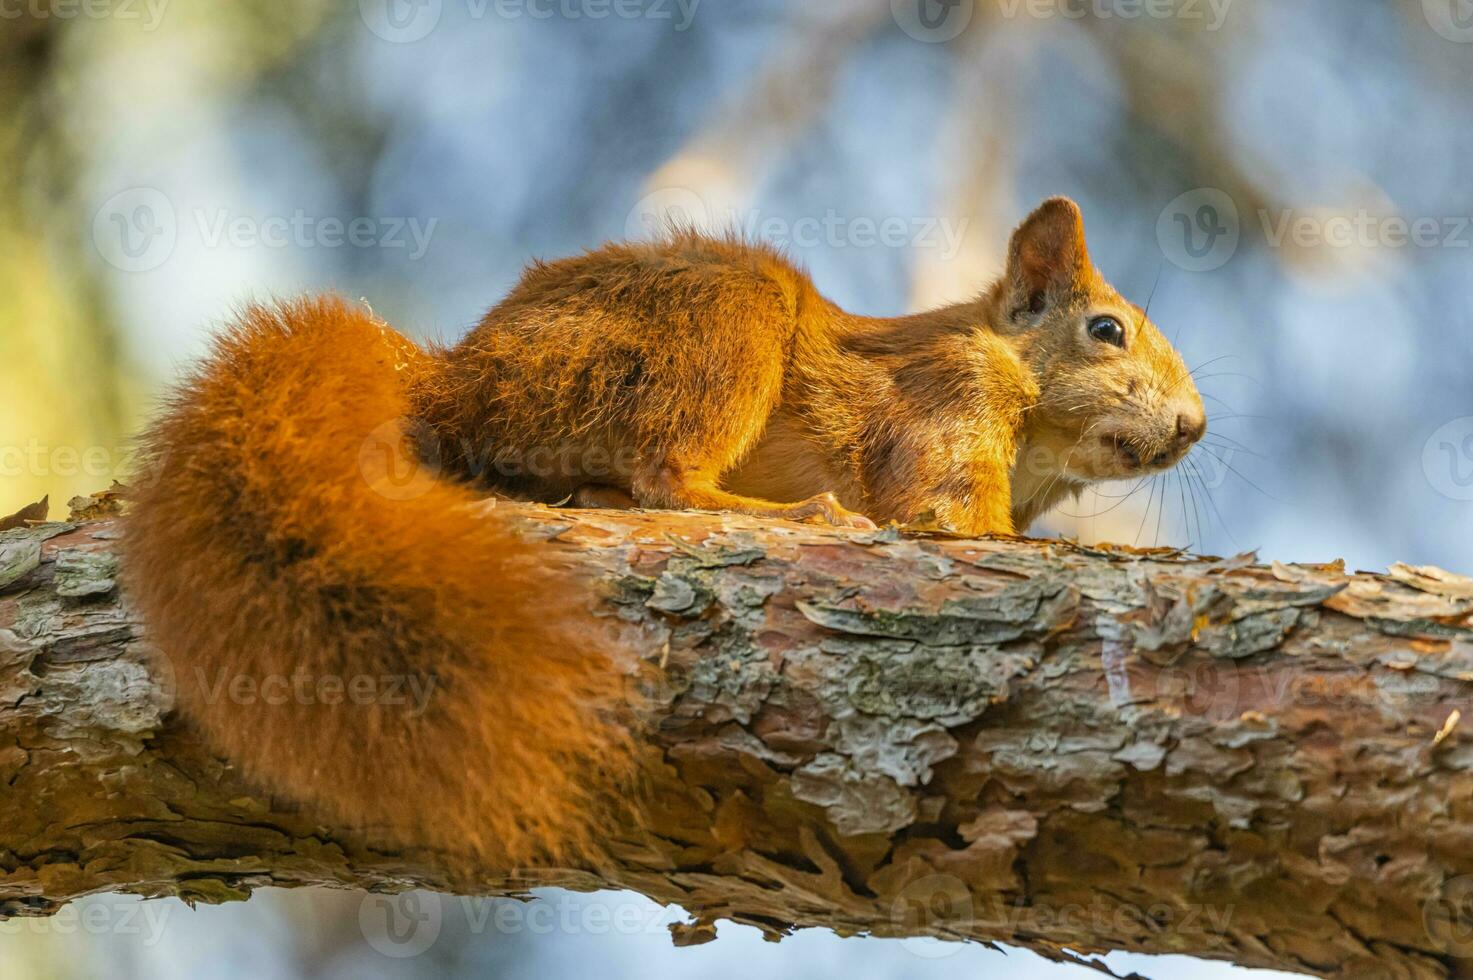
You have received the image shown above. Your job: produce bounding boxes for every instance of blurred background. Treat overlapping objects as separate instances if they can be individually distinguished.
[2,0,1471,976]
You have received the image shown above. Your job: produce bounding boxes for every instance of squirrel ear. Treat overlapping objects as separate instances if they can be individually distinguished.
[1004,197,1090,315]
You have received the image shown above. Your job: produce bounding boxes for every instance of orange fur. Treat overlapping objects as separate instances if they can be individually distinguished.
[123,198,1202,865]
[413,196,1204,536]
[123,297,634,869]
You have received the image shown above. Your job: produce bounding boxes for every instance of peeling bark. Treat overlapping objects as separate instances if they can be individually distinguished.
[3,500,1473,977]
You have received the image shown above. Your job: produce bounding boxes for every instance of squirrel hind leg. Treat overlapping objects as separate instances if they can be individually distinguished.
[570,483,638,510]
[634,459,875,529]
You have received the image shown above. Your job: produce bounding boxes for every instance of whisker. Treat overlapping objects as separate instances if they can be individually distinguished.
[1185,463,1206,553]
[1192,371,1261,386]
[1188,353,1239,377]
[1201,434,1265,459]
[1017,421,1099,508]
[1158,354,1226,401]
[1154,470,1169,546]
[1174,469,1192,550]
[1080,475,1153,501]
[1186,456,1243,551]
[1201,429,1256,451]
[1207,412,1271,423]
[1134,475,1160,546]
[1195,445,1276,501]
[1140,264,1163,334]
[1055,476,1152,520]
[1184,459,1207,551]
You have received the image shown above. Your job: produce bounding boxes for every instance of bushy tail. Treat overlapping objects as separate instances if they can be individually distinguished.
[123,296,634,867]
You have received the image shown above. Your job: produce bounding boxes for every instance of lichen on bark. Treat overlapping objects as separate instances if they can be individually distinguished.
[3,498,1473,978]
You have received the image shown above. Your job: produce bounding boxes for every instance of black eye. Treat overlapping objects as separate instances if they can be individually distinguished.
[1087,316,1125,348]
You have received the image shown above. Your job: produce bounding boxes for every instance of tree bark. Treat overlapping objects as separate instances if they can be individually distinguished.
[3,498,1473,978]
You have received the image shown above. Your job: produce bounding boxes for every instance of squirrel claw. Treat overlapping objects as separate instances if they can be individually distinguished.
[783,492,876,530]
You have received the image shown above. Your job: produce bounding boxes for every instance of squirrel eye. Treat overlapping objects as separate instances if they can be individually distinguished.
[1087,316,1126,348]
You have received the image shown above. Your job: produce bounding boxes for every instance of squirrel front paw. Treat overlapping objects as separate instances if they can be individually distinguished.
[780,492,877,530]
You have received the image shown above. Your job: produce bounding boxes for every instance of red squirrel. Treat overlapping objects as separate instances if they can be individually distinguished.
[122,197,1204,867]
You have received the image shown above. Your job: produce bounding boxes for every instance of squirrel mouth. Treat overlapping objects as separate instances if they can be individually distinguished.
[1100,434,1175,471]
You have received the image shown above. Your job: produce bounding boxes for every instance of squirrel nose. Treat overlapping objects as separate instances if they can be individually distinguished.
[1175,411,1206,447]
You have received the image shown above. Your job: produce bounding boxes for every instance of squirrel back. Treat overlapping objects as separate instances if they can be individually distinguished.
[122,296,635,867]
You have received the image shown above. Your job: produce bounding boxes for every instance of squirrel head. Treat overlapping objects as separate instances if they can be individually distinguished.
[994,197,1206,485]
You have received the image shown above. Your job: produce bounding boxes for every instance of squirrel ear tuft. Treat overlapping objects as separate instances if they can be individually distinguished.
[1005,197,1090,312]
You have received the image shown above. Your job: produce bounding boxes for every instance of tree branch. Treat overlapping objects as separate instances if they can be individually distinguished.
[3,499,1473,977]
